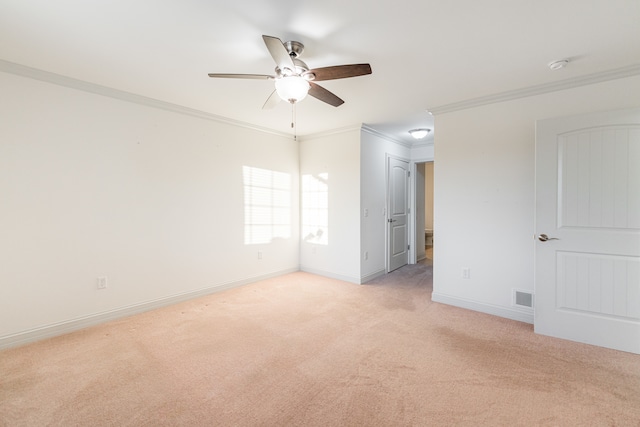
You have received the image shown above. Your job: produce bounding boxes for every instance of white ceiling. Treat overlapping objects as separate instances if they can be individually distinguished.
[1,0,639,145]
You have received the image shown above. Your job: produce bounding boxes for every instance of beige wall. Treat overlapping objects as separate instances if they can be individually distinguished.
[0,70,300,347]
[299,128,362,283]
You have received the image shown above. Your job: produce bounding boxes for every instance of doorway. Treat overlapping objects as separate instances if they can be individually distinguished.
[415,162,434,266]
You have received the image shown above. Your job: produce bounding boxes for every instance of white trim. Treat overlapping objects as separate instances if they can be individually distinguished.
[432,292,534,324]
[360,269,387,284]
[361,125,411,148]
[427,64,640,115]
[0,59,291,138]
[299,266,361,284]
[411,139,435,149]
[412,157,434,164]
[299,124,362,141]
[409,161,418,264]
[0,268,298,350]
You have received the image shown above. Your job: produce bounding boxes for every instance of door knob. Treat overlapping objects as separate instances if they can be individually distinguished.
[538,233,559,242]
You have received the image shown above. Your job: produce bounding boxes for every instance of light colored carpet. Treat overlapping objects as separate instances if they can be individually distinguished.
[1,264,639,426]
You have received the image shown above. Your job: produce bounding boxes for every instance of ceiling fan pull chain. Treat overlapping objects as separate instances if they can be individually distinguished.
[291,102,297,141]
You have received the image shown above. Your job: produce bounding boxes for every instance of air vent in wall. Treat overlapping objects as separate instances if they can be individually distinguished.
[513,289,534,309]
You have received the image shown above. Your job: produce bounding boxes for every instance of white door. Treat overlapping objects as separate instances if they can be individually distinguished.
[535,108,640,354]
[388,157,409,272]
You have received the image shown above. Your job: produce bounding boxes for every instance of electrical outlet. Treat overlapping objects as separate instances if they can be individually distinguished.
[462,268,471,279]
[364,208,368,217]
[97,276,108,290]
[258,251,263,259]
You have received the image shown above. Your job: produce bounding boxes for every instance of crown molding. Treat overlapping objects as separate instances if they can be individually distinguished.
[298,124,409,147]
[298,124,362,142]
[410,138,434,148]
[427,63,640,115]
[0,59,292,139]
[361,125,411,148]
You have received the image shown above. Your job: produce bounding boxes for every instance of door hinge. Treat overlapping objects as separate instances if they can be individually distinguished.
[408,244,410,250]
[407,171,411,178]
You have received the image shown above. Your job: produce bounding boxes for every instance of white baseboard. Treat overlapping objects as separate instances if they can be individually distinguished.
[360,269,387,283]
[431,292,534,324]
[299,266,361,284]
[299,266,386,285]
[0,268,298,350]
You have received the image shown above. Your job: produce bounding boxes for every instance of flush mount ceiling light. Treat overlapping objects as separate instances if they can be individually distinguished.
[409,128,432,139]
[548,59,569,70]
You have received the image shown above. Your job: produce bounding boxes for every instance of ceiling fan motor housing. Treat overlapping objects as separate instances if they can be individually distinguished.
[284,40,304,58]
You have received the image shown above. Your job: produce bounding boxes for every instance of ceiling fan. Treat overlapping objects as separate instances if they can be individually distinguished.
[208,35,372,109]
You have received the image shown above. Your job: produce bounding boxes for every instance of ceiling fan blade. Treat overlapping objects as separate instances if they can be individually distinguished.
[308,82,344,107]
[309,64,372,81]
[262,35,295,73]
[208,73,273,80]
[262,90,281,109]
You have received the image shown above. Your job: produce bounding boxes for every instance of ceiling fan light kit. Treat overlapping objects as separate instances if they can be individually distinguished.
[275,75,310,103]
